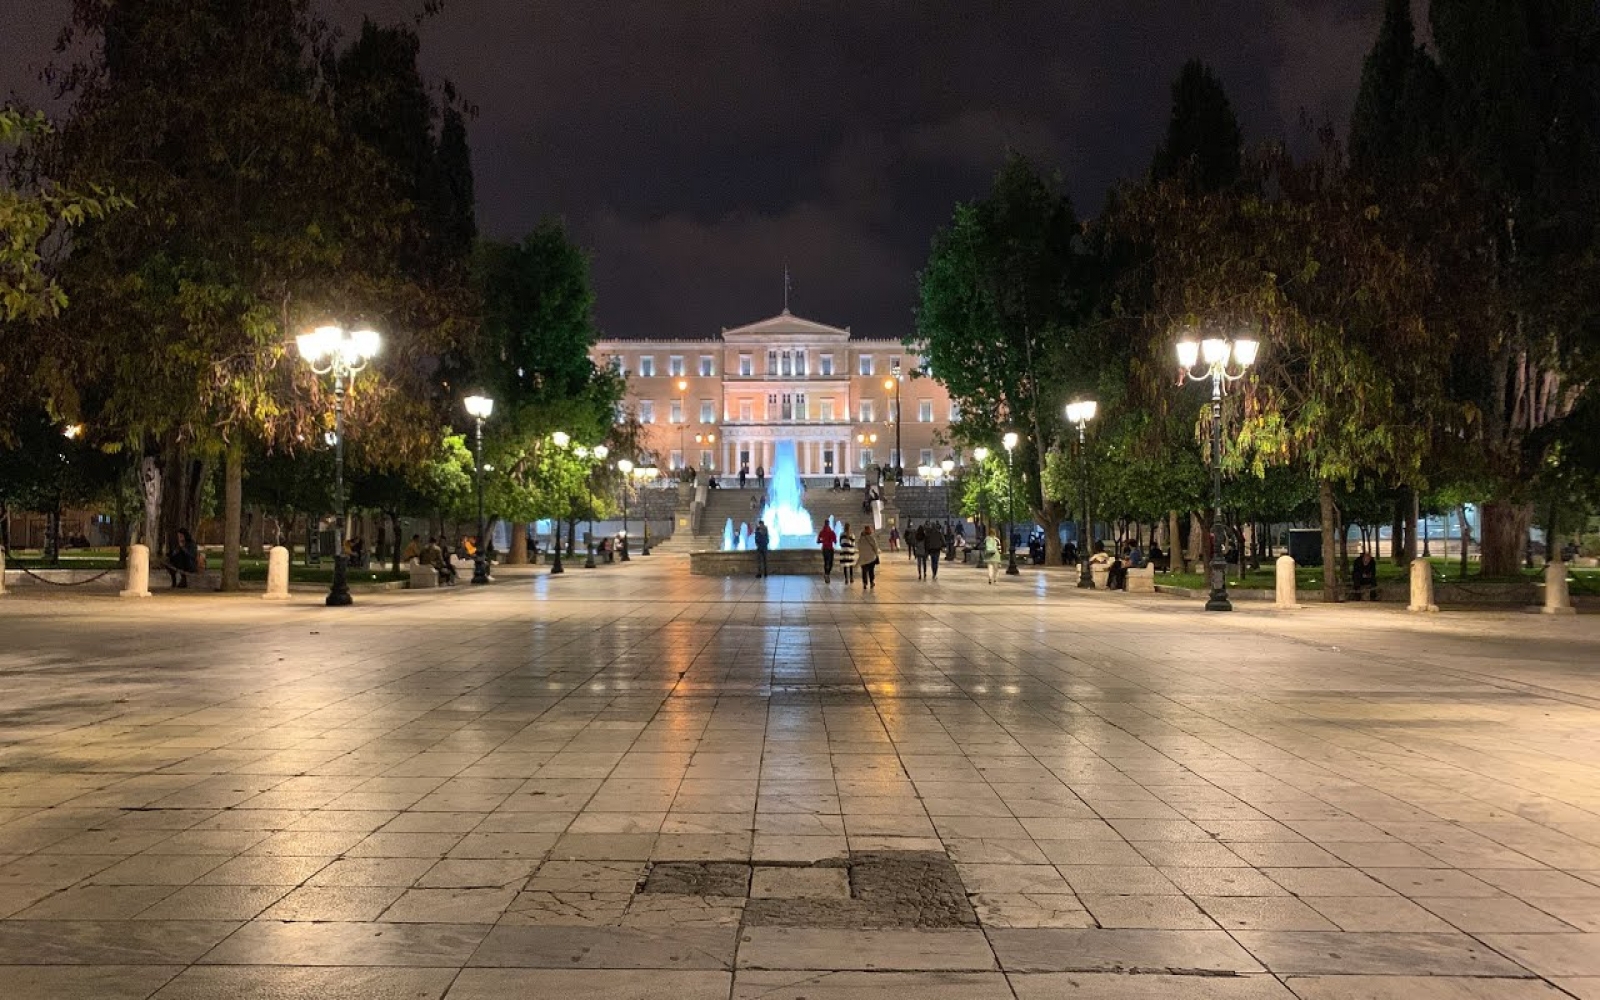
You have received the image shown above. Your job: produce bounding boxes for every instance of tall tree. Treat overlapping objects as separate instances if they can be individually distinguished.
[917,154,1092,563]
[1151,60,1243,193]
[1422,0,1600,573]
[45,1,475,589]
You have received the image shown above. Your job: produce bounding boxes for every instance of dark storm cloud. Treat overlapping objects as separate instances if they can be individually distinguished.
[0,0,1396,339]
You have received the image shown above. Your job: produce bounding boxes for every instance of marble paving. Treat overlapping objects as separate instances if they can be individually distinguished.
[0,554,1597,998]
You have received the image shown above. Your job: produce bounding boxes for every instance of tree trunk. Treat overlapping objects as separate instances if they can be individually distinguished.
[247,504,265,558]
[221,440,243,592]
[1037,507,1062,566]
[1187,512,1205,571]
[390,512,403,573]
[1167,510,1180,570]
[510,523,528,565]
[1479,500,1532,577]
[1319,478,1340,603]
[1458,506,1471,579]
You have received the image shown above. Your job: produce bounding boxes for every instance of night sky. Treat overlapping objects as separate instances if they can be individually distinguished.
[1,1,1407,340]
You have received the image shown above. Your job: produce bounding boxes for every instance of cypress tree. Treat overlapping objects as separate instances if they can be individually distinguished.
[1150,60,1242,194]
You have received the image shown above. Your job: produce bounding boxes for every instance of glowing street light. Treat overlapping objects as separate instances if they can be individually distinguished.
[1175,331,1258,611]
[297,324,380,606]
[617,458,635,561]
[1002,431,1020,576]
[1065,399,1099,589]
[464,395,495,585]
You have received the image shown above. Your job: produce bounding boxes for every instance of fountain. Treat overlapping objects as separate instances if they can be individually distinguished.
[690,440,828,575]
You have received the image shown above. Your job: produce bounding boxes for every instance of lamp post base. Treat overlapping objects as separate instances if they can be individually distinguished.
[470,556,490,585]
[1205,557,1232,612]
[1077,568,1095,589]
[619,541,631,562]
[550,551,564,575]
[326,555,354,606]
[1006,553,1020,576]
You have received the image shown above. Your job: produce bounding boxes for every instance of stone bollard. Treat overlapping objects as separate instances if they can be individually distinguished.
[1543,560,1577,616]
[263,546,290,601]
[1274,555,1297,609]
[1408,558,1438,613]
[120,544,153,598]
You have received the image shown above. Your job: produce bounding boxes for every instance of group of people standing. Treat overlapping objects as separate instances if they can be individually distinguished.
[814,520,880,591]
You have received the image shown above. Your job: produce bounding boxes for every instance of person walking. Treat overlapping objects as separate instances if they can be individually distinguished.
[816,519,837,583]
[754,520,770,578]
[739,465,748,489]
[888,525,900,552]
[924,520,946,580]
[858,524,880,591]
[838,523,857,585]
[911,524,928,580]
[984,532,1002,584]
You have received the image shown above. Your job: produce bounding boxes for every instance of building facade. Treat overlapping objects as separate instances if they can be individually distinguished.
[591,310,959,479]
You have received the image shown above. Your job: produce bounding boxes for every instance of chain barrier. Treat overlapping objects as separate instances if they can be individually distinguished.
[10,564,121,587]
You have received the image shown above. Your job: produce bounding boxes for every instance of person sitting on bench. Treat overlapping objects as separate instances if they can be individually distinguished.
[1351,550,1378,601]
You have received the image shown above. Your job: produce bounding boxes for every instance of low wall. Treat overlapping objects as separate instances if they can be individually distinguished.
[689,549,824,577]
[3,567,128,591]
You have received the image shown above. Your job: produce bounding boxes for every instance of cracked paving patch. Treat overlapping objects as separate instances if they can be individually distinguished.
[740,852,978,929]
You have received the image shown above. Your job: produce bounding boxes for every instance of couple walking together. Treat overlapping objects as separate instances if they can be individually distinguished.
[817,521,879,590]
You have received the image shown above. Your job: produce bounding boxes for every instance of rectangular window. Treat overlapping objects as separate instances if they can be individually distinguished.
[739,354,753,377]
[949,401,961,421]
[781,393,793,421]
[820,354,834,376]
[918,399,933,423]
[860,448,873,468]
[795,393,807,420]
[638,400,655,424]
[859,399,874,423]
[767,393,778,421]
[700,449,714,470]
[700,400,715,423]
[890,354,902,374]
[668,355,685,377]
[739,399,753,421]
[859,354,874,376]
[638,356,655,377]
[823,447,834,474]
[920,448,934,468]
[781,351,793,377]
[767,350,777,375]
[699,355,714,376]
[820,397,835,421]
[796,351,807,376]
[670,449,683,471]
[669,400,683,424]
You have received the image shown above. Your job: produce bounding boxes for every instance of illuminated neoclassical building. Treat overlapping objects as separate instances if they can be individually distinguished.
[591,310,959,478]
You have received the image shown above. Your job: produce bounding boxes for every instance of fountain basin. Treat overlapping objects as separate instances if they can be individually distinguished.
[689,549,823,577]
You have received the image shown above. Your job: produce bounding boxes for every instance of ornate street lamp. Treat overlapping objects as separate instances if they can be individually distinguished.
[616,458,634,561]
[1065,399,1099,589]
[1175,332,1258,611]
[940,457,957,558]
[884,369,903,484]
[297,324,380,606]
[464,395,495,585]
[973,446,990,543]
[549,430,570,575]
[1003,431,1020,576]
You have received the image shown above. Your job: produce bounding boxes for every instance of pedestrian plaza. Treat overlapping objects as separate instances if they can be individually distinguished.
[0,557,1597,998]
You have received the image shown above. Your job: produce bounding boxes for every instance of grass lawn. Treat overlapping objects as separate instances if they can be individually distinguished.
[4,548,407,585]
